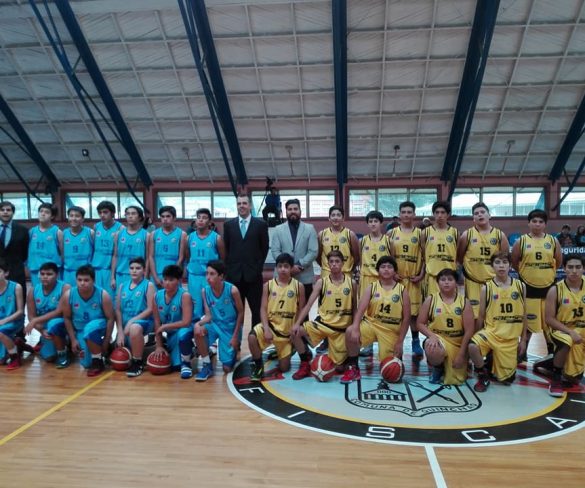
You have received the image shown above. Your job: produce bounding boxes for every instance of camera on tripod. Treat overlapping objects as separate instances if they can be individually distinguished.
[265,176,275,192]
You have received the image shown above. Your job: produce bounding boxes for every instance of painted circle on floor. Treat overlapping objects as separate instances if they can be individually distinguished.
[228,354,585,447]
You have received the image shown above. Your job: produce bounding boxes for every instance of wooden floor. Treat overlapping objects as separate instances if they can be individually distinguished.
[1,314,584,487]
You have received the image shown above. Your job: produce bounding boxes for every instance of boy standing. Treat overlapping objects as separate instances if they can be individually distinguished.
[91,201,123,295]
[62,206,94,286]
[28,203,63,288]
[359,211,391,299]
[318,206,360,278]
[248,253,305,381]
[194,260,244,381]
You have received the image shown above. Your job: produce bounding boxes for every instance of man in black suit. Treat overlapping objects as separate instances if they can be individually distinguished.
[223,194,269,330]
[0,201,29,304]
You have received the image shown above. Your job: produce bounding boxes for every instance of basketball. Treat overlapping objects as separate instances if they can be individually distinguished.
[380,356,404,383]
[110,347,131,371]
[310,354,337,382]
[146,351,172,375]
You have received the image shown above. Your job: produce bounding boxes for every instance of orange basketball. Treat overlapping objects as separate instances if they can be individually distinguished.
[380,356,404,383]
[310,354,337,382]
[146,351,172,375]
[110,347,131,371]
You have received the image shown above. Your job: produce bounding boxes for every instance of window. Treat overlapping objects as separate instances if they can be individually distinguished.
[308,191,335,217]
[452,187,544,217]
[482,187,514,217]
[157,192,183,217]
[349,188,437,217]
[213,192,238,219]
[451,189,480,217]
[516,187,544,215]
[253,189,334,218]
[184,192,212,220]
[559,187,585,216]
[65,191,144,219]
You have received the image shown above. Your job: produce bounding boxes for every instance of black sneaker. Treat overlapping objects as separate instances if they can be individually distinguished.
[250,364,264,382]
[127,361,144,378]
[87,357,105,377]
[474,375,490,392]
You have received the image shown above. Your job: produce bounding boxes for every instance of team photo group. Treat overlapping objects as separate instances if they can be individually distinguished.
[0,193,583,399]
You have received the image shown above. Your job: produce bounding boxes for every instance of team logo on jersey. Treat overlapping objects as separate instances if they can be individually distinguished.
[490,238,497,245]
[392,294,400,303]
[379,245,386,251]
[206,242,212,248]
[47,235,53,241]
[343,288,351,295]
[581,296,585,304]
[287,290,295,298]
[171,306,178,312]
[121,237,126,243]
[544,243,552,249]
[135,291,142,297]
[339,237,347,244]
[81,238,86,243]
[96,231,101,237]
[136,238,142,243]
[229,350,585,447]
[446,236,454,243]
[411,237,418,244]
[121,292,128,300]
[511,291,520,300]
[454,307,462,315]
[91,303,98,309]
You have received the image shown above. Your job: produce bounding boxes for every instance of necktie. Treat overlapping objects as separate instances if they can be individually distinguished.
[0,224,6,249]
[240,219,247,238]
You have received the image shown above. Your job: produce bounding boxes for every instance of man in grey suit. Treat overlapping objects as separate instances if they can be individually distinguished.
[270,199,318,302]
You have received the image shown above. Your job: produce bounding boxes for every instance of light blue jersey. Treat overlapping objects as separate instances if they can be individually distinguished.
[155,287,192,368]
[204,282,237,329]
[63,227,93,286]
[69,286,104,332]
[0,280,23,358]
[120,278,151,325]
[187,231,219,276]
[33,280,65,316]
[155,288,186,325]
[28,225,62,286]
[115,228,148,284]
[92,221,123,292]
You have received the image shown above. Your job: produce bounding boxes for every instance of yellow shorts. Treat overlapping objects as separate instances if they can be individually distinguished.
[358,274,377,301]
[303,320,347,365]
[551,326,585,379]
[424,274,439,299]
[426,335,467,385]
[359,318,400,361]
[464,279,483,319]
[526,297,549,337]
[402,278,422,316]
[471,329,519,381]
[252,323,292,360]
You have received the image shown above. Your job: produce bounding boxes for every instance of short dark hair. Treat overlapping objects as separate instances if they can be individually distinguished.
[129,257,146,268]
[490,251,511,265]
[0,201,15,212]
[399,201,416,211]
[196,208,211,219]
[285,199,301,209]
[38,202,58,217]
[236,193,251,203]
[275,253,294,266]
[67,206,86,218]
[125,205,144,221]
[366,210,384,223]
[96,201,116,214]
[328,205,344,217]
[376,255,397,272]
[327,250,344,262]
[437,268,459,281]
[527,209,547,223]
[39,262,59,273]
[162,265,183,279]
[563,254,584,266]
[159,205,177,218]
[432,201,451,214]
[207,260,226,276]
[76,265,95,280]
[0,257,9,272]
[472,202,489,213]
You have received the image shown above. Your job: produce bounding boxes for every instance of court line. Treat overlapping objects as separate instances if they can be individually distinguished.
[425,445,447,488]
[0,371,114,446]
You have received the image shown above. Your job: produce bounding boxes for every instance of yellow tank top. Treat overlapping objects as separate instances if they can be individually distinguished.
[320,227,354,275]
[267,278,300,336]
[518,234,557,288]
[316,274,354,329]
[555,277,585,328]
[484,278,525,339]
[360,234,391,278]
[463,227,503,283]
[363,281,404,330]
[423,225,458,276]
[388,226,423,278]
[428,293,466,345]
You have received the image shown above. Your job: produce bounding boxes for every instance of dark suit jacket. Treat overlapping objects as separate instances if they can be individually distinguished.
[0,221,29,288]
[223,216,269,283]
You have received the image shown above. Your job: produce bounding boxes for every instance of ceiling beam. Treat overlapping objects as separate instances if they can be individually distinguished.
[440,0,500,200]
[332,0,347,199]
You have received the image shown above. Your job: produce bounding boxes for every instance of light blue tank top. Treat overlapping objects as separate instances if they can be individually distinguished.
[28,225,62,270]
[69,286,104,331]
[155,288,185,325]
[120,278,150,325]
[33,280,65,315]
[115,228,148,274]
[63,227,93,272]
[0,281,19,321]
[204,282,237,326]
[153,227,183,276]
[187,231,219,275]
[92,221,123,269]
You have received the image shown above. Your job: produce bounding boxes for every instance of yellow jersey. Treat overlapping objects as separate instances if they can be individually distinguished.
[388,226,423,278]
[423,225,458,276]
[320,227,354,275]
[518,234,557,288]
[484,278,525,340]
[427,293,466,345]
[363,280,404,330]
[316,274,354,329]
[266,278,300,336]
[463,226,504,283]
[360,234,391,278]
[555,277,585,328]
